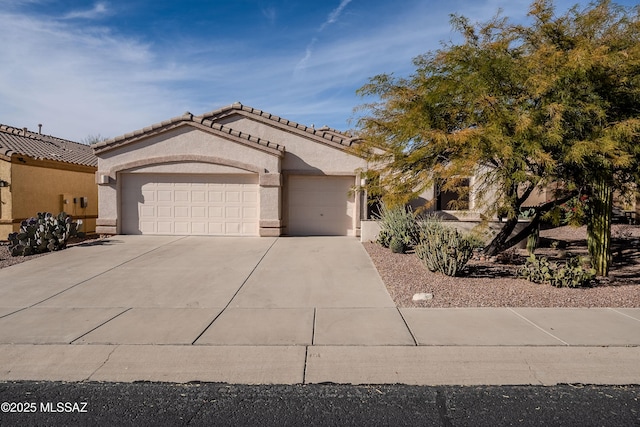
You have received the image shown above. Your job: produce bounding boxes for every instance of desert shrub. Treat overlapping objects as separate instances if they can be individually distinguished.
[549,256,597,287]
[519,254,596,287]
[495,248,521,264]
[7,212,78,256]
[415,218,477,276]
[389,236,405,253]
[519,254,554,284]
[376,229,392,248]
[375,204,421,249]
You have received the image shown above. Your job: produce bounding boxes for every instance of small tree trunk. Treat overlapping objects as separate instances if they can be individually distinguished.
[483,216,520,256]
[587,177,613,276]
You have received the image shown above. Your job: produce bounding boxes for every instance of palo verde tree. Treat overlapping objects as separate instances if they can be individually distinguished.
[520,0,640,276]
[354,0,640,275]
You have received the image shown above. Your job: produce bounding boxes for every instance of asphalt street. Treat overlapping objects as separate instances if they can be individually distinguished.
[0,382,638,426]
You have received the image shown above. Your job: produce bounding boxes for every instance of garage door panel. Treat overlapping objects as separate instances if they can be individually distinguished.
[243,191,258,203]
[288,175,355,236]
[142,190,156,202]
[174,222,190,234]
[140,205,155,219]
[192,191,206,202]
[157,190,172,202]
[226,206,241,219]
[156,221,172,234]
[192,206,206,218]
[157,206,172,218]
[209,207,223,218]
[174,206,189,218]
[122,173,258,236]
[175,191,189,202]
[192,222,207,234]
[141,221,156,234]
[209,191,223,202]
[243,206,258,219]
[225,222,241,234]
[226,191,241,202]
[208,222,224,234]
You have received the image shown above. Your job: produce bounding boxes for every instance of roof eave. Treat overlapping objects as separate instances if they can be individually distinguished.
[92,113,285,157]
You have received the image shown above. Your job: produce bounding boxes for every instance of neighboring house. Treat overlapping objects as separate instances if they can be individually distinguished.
[92,103,368,237]
[0,125,98,238]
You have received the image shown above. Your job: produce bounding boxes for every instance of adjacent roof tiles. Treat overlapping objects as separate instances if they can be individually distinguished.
[0,125,97,167]
[199,102,360,147]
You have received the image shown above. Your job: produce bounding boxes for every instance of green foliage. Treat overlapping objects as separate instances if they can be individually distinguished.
[542,195,589,227]
[354,0,640,268]
[526,226,539,255]
[374,204,421,248]
[414,219,477,277]
[519,254,554,284]
[389,236,405,254]
[376,229,392,248]
[7,212,78,257]
[519,254,596,288]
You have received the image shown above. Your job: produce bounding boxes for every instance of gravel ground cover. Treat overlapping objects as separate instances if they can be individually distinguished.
[364,224,640,308]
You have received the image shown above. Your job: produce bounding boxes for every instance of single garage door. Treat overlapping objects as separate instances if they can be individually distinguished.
[122,173,258,235]
[287,175,355,236]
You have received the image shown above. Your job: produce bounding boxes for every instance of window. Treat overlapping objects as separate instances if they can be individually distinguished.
[436,178,470,210]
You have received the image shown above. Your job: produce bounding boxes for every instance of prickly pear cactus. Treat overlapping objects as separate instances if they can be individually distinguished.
[7,212,78,257]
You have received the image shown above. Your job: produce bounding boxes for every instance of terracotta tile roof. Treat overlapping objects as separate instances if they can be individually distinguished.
[199,102,361,148]
[0,124,97,167]
[93,103,361,155]
[92,111,286,156]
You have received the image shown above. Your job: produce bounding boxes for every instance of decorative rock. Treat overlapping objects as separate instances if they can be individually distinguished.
[412,293,433,301]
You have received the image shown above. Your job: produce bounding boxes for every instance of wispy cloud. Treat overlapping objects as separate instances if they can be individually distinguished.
[261,6,277,25]
[295,0,353,75]
[0,10,185,139]
[62,2,110,20]
[0,0,605,140]
[319,0,353,31]
[294,38,317,75]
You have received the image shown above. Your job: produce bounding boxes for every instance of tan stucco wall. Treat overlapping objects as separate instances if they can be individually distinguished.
[218,116,368,174]
[0,158,13,238]
[97,126,281,174]
[0,158,97,238]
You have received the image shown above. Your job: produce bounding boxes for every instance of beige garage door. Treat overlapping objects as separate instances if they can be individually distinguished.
[287,175,355,236]
[122,174,258,235]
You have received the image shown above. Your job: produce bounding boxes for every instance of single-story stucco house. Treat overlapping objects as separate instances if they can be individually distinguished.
[0,124,98,238]
[92,103,368,237]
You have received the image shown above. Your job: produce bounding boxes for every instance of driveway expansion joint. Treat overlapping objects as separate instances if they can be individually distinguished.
[191,237,279,345]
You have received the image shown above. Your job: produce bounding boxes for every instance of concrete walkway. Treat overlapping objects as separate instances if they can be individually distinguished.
[0,236,639,385]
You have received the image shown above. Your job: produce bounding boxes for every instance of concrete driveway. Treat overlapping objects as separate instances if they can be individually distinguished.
[0,236,409,347]
[1,236,639,385]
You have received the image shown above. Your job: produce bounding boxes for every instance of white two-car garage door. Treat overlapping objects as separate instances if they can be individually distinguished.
[287,175,355,236]
[122,173,259,235]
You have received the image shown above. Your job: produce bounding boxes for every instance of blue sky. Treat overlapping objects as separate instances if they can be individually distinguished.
[1,0,637,141]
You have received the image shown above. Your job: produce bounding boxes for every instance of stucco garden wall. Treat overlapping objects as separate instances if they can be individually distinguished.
[360,219,531,249]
